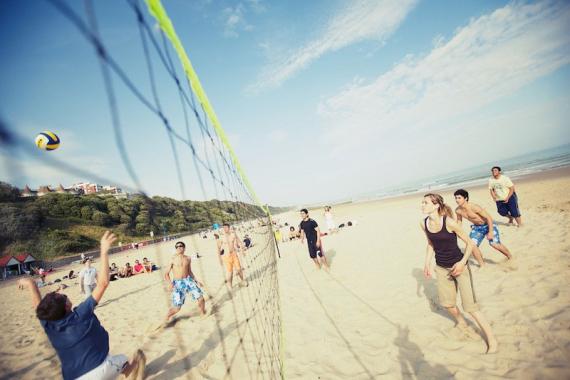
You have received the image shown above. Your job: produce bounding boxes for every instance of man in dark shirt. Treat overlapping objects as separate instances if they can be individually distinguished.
[19,231,145,380]
[299,208,329,270]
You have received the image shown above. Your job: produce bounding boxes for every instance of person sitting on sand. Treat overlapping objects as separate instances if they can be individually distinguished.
[243,235,253,249]
[421,193,498,354]
[289,226,299,241]
[133,260,144,275]
[164,241,206,322]
[109,263,119,281]
[142,258,153,273]
[119,263,133,278]
[217,223,248,288]
[454,189,513,265]
[18,231,146,380]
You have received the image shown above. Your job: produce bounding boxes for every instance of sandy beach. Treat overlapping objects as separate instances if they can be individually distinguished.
[1,167,569,379]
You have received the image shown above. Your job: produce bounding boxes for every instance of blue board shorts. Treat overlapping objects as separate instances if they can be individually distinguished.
[171,276,203,307]
[470,224,501,246]
[496,192,521,218]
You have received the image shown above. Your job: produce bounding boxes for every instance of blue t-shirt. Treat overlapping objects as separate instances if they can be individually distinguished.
[40,296,109,380]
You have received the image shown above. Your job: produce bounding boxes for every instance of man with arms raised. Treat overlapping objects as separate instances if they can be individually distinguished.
[19,231,145,380]
[489,166,523,226]
[217,223,248,288]
[299,209,329,270]
[164,241,206,322]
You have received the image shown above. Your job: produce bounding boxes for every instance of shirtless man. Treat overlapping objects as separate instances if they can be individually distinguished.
[217,223,248,288]
[164,241,206,322]
[454,189,513,265]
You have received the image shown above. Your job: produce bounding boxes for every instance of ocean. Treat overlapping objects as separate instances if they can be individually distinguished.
[351,144,570,203]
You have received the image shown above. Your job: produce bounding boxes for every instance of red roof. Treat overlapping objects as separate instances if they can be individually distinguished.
[16,253,35,262]
[0,255,19,267]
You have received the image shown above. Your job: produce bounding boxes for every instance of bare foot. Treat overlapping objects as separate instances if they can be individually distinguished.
[127,349,146,379]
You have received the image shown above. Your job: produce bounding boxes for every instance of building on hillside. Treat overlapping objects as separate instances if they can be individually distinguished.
[72,182,103,194]
[102,185,123,194]
[20,185,38,197]
[0,255,21,279]
[37,186,54,196]
[15,253,37,273]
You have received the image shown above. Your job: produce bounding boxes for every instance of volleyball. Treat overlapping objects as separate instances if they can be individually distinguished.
[35,131,60,151]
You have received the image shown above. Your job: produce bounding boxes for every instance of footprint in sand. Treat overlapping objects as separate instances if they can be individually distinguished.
[14,336,34,349]
[500,258,518,271]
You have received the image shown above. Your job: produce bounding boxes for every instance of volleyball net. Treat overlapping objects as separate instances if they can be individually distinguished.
[0,0,283,378]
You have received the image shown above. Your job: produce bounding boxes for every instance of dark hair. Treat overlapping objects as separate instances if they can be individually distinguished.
[36,292,67,321]
[175,241,185,248]
[492,166,501,172]
[453,189,469,201]
[143,257,147,261]
[223,222,230,227]
[300,208,308,214]
[214,233,219,239]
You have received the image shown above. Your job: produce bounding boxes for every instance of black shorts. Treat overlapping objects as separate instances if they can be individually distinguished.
[496,192,521,218]
[307,240,323,259]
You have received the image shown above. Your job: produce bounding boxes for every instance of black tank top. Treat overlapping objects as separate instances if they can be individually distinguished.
[424,216,463,268]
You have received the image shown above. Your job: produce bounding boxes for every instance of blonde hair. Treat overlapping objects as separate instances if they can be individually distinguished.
[424,193,454,218]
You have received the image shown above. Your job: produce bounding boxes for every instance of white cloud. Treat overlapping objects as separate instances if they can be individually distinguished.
[222,3,256,38]
[249,0,418,92]
[317,1,570,155]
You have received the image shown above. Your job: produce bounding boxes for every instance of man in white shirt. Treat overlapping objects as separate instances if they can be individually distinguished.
[79,259,98,299]
[488,166,522,226]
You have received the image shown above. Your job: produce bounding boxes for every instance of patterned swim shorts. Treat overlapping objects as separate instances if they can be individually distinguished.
[470,224,501,246]
[171,276,203,307]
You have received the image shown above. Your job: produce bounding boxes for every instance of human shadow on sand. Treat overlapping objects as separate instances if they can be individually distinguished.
[411,268,455,323]
[98,282,158,308]
[324,249,337,267]
[149,309,273,379]
[395,325,454,379]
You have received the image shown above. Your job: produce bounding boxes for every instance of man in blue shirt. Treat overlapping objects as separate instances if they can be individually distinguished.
[19,231,145,380]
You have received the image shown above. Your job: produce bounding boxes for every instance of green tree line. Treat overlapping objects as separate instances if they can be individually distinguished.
[0,182,285,259]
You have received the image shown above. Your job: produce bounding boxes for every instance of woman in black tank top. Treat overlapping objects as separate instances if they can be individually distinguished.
[420,193,498,354]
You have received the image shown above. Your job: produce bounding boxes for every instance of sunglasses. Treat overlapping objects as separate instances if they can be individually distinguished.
[175,245,184,248]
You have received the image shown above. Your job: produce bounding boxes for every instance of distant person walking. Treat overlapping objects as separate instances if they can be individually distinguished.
[324,206,338,234]
[79,259,98,300]
[454,189,513,264]
[421,193,498,354]
[217,223,248,288]
[489,166,522,226]
[299,209,329,270]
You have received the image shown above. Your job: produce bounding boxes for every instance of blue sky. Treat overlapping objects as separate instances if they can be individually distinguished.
[1,0,569,206]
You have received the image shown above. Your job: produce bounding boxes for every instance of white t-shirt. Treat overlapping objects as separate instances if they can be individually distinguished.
[488,175,514,201]
[79,267,98,286]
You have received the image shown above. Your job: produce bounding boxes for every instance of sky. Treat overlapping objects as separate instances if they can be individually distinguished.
[0,0,569,206]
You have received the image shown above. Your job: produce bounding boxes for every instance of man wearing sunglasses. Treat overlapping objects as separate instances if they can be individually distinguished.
[164,241,207,322]
[18,231,145,380]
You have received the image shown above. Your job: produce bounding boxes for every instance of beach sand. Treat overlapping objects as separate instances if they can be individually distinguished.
[1,167,569,379]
